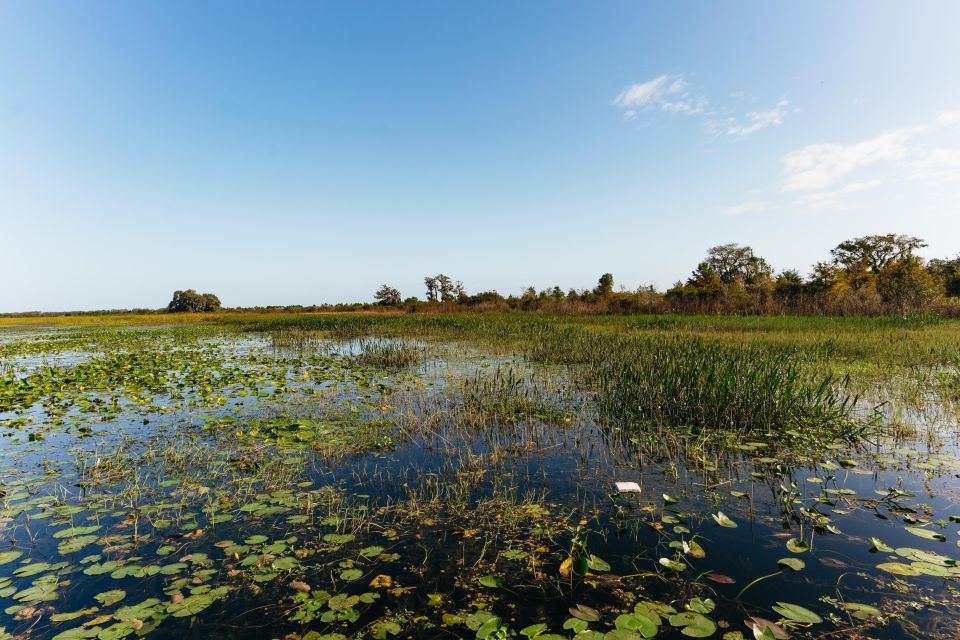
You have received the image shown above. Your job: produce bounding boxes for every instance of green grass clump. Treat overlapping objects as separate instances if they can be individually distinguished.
[460,367,568,425]
[353,338,423,369]
[592,337,866,436]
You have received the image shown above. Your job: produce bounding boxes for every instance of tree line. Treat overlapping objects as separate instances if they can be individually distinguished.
[369,234,960,316]
[9,233,957,318]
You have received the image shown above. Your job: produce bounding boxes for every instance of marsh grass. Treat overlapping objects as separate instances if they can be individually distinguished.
[353,338,423,370]
[460,367,569,425]
[593,337,869,437]
[267,328,324,354]
[231,311,960,376]
[246,313,891,439]
[521,327,871,438]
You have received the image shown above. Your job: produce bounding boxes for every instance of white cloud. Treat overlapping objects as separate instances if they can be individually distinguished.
[725,99,789,137]
[780,128,918,191]
[614,76,788,139]
[613,74,707,117]
[937,111,960,126]
[613,75,670,108]
[662,95,709,115]
[725,111,960,217]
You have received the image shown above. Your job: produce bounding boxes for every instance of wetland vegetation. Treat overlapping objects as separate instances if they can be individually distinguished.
[2,312,960,640]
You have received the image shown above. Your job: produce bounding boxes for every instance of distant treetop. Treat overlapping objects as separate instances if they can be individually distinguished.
[167,289,221,313]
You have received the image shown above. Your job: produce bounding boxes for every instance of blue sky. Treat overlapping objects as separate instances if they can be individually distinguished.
[2,2,959,311]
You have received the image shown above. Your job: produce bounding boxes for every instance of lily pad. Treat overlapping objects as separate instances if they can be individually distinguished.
[772,602,822,624]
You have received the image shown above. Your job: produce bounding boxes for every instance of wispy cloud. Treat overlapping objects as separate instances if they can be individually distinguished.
[724,99,790,137]
[937,111,960,126]
[725,112,960,217]
[614,75,788,137]
[613,75,671,108]
[612,74,706,119]
[781,127,918,191]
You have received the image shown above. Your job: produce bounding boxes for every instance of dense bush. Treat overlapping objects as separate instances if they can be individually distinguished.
[167,289,221,313]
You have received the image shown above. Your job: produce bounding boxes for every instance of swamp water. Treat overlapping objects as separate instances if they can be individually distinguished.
[0,325,959,640]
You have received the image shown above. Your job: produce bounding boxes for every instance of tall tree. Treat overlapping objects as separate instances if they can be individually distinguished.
[685,262,724,299]
[926,255,960,297]
[167,289,221,312]
[877,256,943,310]
[704,244,772,285]
[830,234,927,274]
[454,280,467,302]
[373,284,402,306]
[773,269,805,302]
[436,274,455,301]
[423,276,438,302]
[806,262,847,294]
[594,273,614,297]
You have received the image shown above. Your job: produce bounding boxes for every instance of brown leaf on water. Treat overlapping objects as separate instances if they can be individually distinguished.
[818,557,848,569]
[706,573,736,584]
[290,580,311,593]
[746,617,789,640]
[13,607,36,620]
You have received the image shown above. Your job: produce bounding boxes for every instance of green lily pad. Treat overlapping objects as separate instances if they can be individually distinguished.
[904,526,946,542]
[877,562,922,576]
[772,602,822,624]
[777,558,805,571]
[94,590,126,606]
[478,575,503,588]
[712,512,736,528]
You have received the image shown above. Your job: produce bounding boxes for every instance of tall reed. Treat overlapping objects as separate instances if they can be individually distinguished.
[594,337,865,436]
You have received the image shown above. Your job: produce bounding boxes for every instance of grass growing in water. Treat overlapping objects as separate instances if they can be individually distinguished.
[352,338,423,370]
[460,366,570,425]
[591,336,868,437]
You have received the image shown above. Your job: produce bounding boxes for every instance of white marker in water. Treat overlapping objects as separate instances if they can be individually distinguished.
[614,481,641,493]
